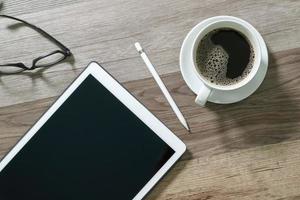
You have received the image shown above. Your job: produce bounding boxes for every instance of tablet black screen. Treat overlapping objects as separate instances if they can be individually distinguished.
[0,74,175,200]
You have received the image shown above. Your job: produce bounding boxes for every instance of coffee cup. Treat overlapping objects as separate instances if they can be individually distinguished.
[189,16,266,106]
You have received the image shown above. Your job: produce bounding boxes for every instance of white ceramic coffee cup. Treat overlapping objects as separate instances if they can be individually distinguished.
[191,17,263,106]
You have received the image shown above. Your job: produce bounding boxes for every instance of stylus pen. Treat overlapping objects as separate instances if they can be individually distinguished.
[135,42,190,132]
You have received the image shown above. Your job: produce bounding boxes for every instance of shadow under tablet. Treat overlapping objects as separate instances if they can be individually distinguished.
[0,75,175,200]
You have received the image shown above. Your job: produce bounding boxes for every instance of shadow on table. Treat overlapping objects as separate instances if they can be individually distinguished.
[145,150,191,200]
[0,17,77,87]
[0,10,77,80]
[207,51,300,150]
[0,55,76,88]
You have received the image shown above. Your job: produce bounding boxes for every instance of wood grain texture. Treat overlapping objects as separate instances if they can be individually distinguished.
[0,0,300,199]
[1,47,300,199]
[0,0,300,107]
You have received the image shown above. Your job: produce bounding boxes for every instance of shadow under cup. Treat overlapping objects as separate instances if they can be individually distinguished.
[191,19,262,91]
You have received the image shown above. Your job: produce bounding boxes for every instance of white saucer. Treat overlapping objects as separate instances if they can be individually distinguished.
[180,16,268,104]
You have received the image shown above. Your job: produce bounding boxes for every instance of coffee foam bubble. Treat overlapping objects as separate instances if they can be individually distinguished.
[196,31,254,86]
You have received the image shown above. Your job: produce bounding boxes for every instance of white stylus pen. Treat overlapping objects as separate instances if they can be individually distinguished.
[135,42,190,132]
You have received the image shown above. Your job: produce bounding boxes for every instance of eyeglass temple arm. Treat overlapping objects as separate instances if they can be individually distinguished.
[0,15,71,55]
[0,63,28,69]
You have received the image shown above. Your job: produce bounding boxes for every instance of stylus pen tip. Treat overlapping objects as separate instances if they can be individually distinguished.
[186,126,191,133]
[182,119,191,133]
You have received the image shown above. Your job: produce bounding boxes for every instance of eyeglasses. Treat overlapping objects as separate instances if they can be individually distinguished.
[0,15,72,74]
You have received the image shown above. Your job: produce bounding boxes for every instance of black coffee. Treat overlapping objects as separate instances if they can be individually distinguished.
[196,28,255,86]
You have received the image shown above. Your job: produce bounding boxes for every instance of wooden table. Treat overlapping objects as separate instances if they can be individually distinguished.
[1,0,300,199]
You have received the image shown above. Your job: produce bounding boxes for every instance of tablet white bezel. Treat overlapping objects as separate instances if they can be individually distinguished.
[0,62,186,200]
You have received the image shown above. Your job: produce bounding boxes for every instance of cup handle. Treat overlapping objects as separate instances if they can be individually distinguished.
[195,84,212,106]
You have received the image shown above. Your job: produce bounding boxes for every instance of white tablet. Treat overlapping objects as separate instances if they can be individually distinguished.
[0,62,186,200]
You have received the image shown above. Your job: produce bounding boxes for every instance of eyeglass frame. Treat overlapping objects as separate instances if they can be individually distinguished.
[0,14,72,73]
